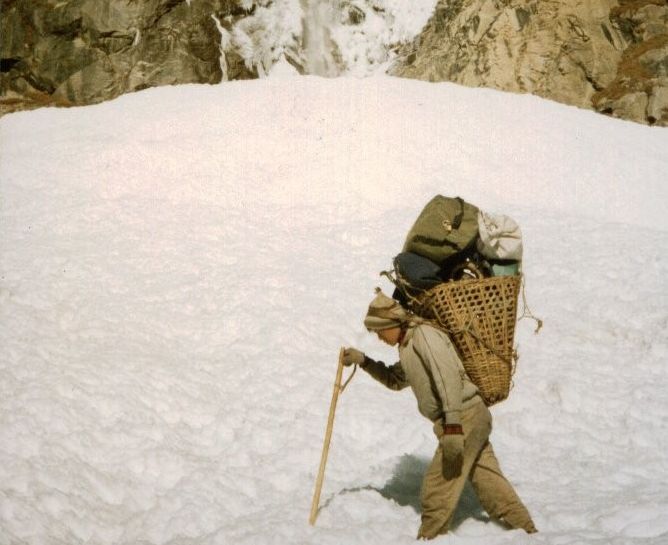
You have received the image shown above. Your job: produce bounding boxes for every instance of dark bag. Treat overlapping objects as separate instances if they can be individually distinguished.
[403,196,479,265]
[393,252,444,290]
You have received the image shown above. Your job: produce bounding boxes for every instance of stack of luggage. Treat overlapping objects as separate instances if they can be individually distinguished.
[391,196,524,405]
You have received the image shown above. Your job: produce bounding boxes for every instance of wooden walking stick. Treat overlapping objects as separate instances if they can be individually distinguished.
[309,347,356,525]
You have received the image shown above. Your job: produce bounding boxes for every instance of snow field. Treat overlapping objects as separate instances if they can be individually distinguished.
[1,76,667,544]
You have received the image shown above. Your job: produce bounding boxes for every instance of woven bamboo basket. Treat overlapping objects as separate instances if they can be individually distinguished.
[413,275,522,406]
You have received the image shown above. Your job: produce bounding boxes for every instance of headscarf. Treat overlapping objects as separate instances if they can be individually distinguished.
[363,288,410,331]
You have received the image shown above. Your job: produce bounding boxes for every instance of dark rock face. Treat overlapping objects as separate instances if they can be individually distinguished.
[392,0,668,126]
[0,0,253,115]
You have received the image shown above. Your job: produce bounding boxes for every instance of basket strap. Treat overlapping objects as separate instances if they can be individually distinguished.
[452,197,465,229]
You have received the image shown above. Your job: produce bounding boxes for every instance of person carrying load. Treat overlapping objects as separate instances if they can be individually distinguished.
[343,289,537,539]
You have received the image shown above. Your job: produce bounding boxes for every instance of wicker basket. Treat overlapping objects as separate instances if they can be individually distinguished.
[413,275,522,406]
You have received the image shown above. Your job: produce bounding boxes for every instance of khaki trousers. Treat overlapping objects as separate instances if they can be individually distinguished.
[418,400,536,539]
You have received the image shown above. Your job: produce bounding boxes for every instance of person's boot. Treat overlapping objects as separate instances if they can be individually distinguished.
[523,521,538,534]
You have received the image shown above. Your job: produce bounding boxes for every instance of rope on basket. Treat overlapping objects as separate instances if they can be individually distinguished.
[518,275,543,334]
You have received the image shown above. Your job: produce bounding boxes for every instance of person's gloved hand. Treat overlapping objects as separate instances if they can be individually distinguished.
[342,347,365,367]
[439,424,464,478]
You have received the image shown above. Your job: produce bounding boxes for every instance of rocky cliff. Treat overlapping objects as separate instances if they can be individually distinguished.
[0,0,254,115]
[392,0,668,126]
[2,1,667,125]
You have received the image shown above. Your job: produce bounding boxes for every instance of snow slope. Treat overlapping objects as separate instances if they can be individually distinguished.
[1,77,667,545]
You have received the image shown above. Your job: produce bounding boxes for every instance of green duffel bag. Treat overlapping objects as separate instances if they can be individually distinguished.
[403,196,479,265]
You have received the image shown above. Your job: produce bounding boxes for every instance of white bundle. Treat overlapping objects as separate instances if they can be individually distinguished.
[476,210,523,261]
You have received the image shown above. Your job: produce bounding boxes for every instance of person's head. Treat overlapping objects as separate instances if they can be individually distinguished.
[363,288,409,346]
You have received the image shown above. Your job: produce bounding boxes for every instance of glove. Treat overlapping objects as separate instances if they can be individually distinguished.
[438,424,464,478]
[342,347,365,367]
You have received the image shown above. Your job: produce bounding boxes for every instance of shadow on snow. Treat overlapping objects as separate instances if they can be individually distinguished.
[322,453,496,530]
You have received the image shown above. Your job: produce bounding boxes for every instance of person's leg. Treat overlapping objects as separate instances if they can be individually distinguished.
[469,442,537,533]
[418,401,491,539]
[418,443,469,539]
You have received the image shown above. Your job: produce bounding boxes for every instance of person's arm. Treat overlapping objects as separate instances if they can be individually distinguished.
[360,357,408,391]
[342,348,408,391]
[412,327,466,476]
[413,326,464,426]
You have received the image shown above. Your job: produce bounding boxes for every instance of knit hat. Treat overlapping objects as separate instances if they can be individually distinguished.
[363,288,409,331]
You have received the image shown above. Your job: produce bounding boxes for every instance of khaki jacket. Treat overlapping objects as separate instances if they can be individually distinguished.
[363,324,480,426]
